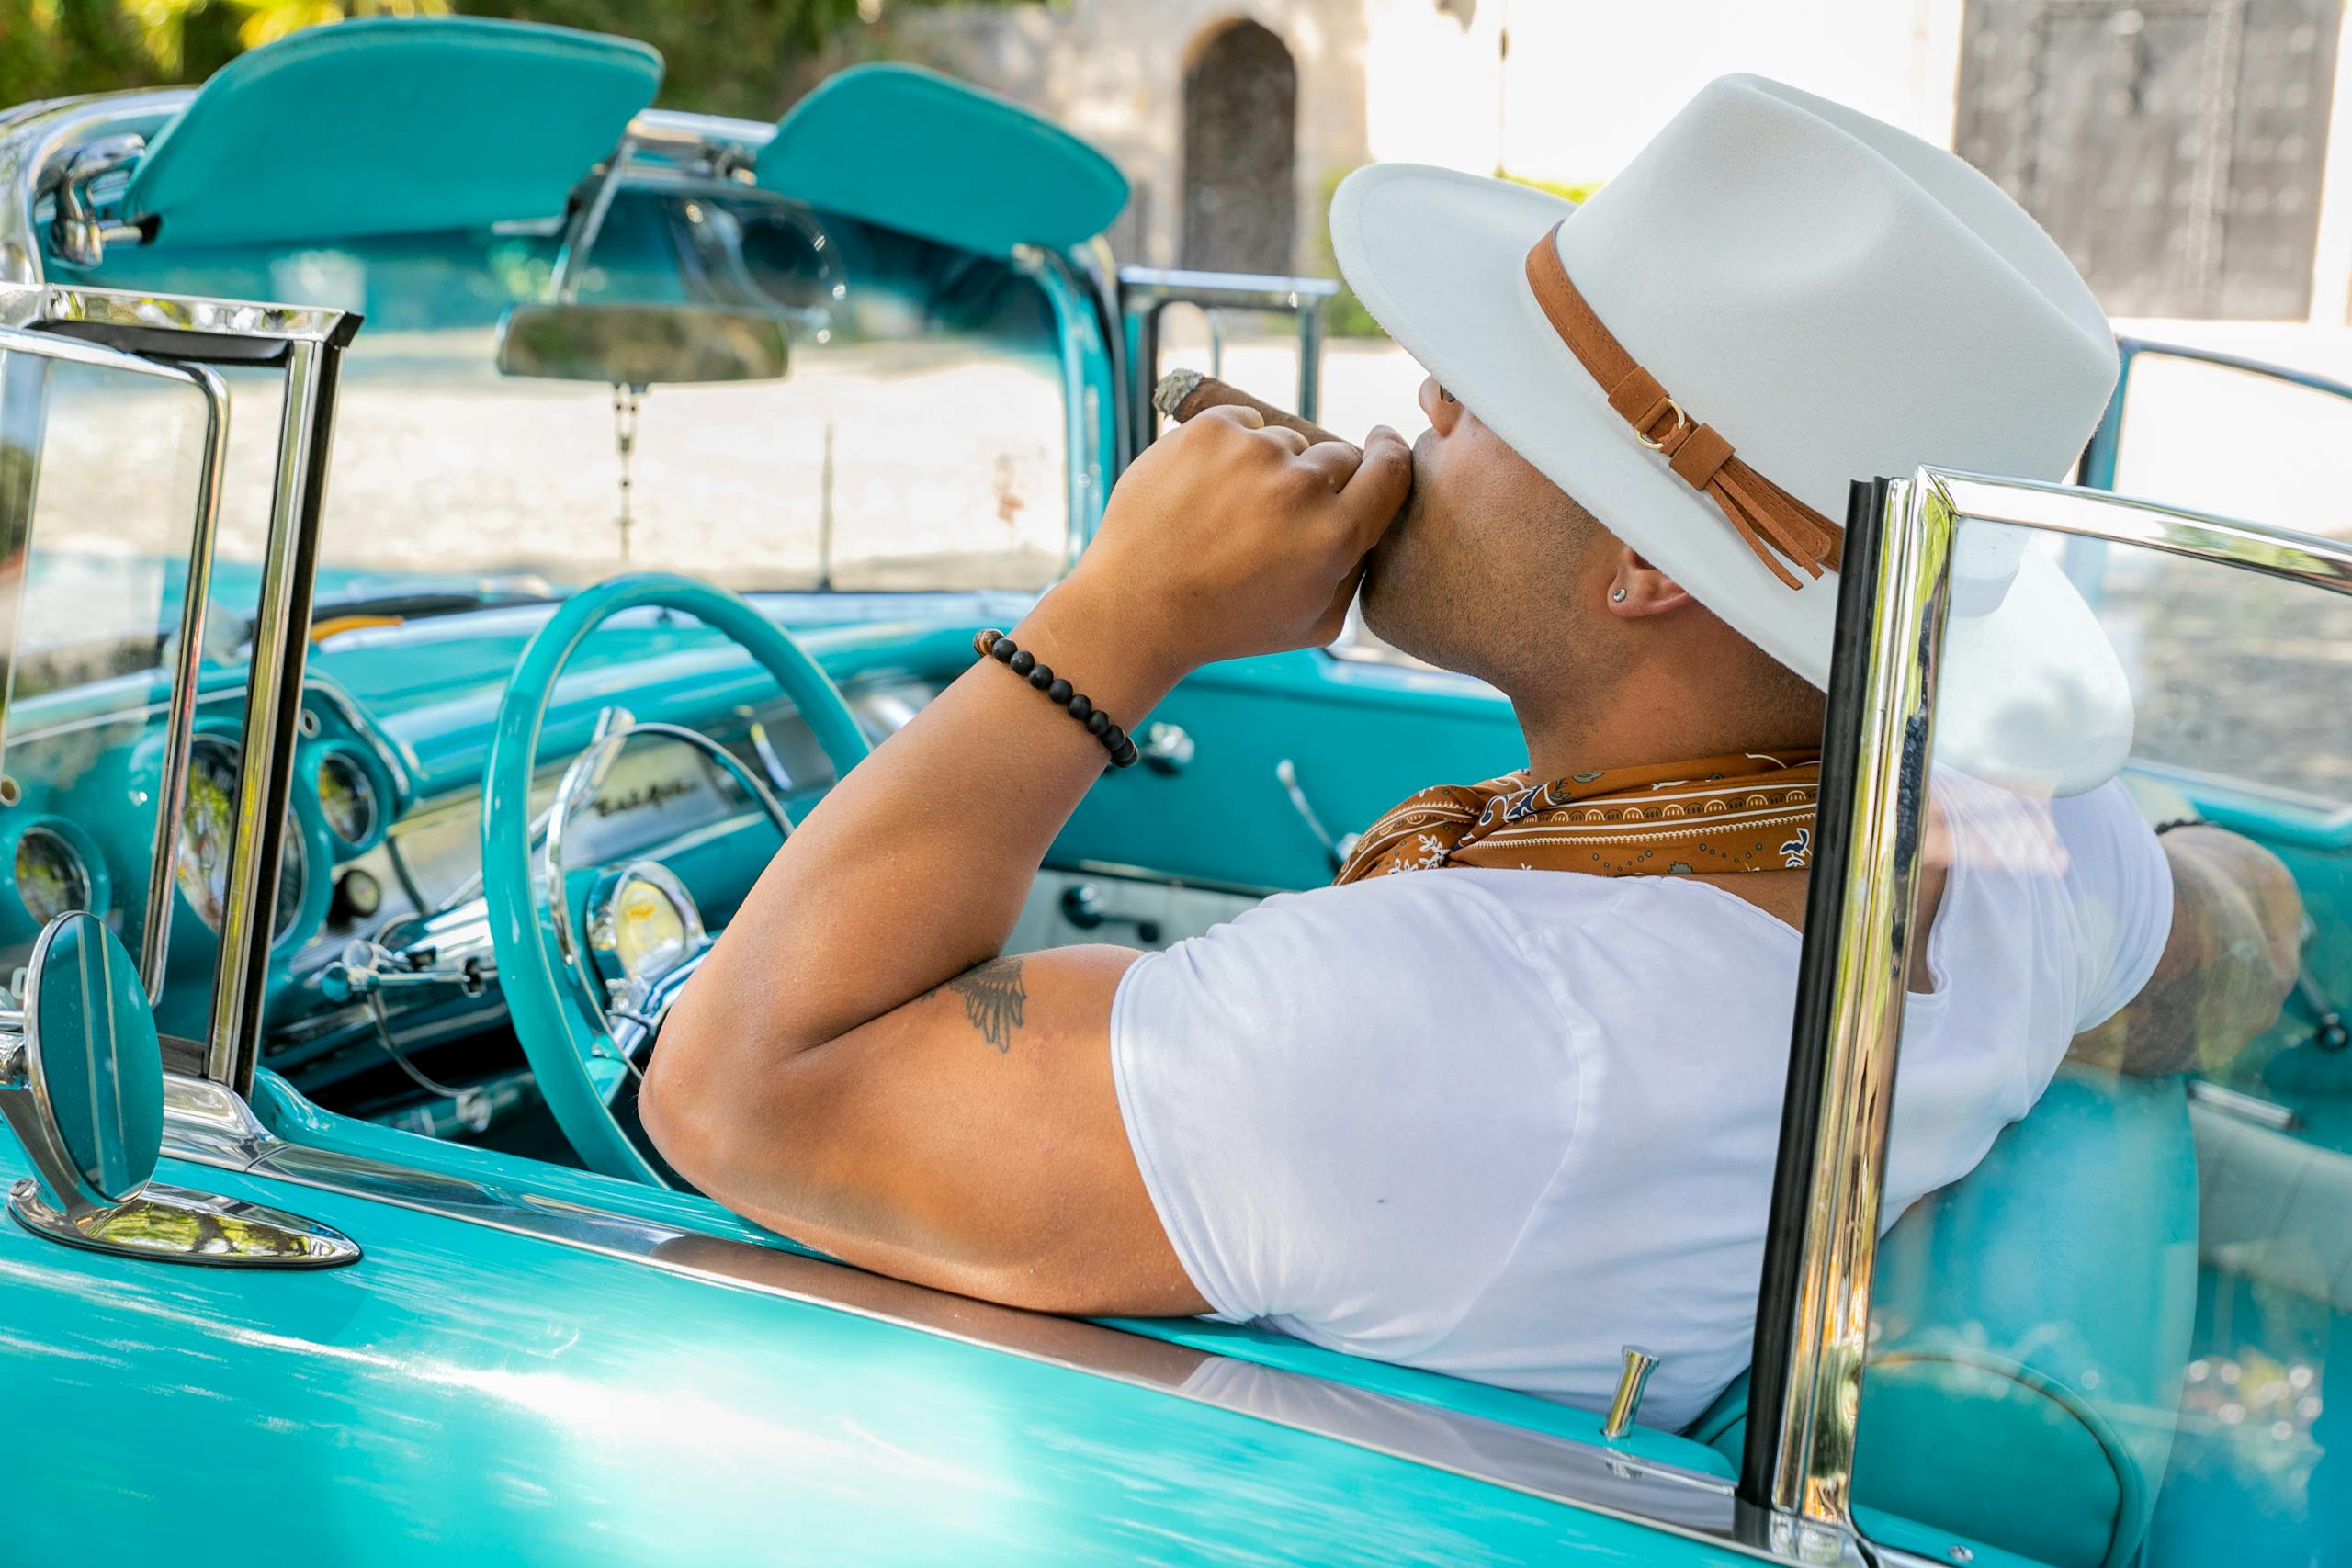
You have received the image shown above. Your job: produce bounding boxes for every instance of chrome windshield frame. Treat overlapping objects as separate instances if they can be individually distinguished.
[1742,467,2352,1531]
[0,279,358,1099]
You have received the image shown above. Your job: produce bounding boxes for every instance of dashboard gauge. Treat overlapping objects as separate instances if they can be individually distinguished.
[15,825,93,925]
[177,737,305,942]
[316,751,379,847]
[587,861,706,985]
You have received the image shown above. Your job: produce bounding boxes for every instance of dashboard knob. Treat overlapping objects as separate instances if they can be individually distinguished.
[329,867,383,927]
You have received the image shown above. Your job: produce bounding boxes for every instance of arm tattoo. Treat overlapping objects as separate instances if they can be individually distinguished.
[929,956,1027,1053]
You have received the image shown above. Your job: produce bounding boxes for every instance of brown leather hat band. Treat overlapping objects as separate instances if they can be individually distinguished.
[1522,221,1843,589]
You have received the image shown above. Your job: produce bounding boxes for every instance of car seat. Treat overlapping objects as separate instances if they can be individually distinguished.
[1686,1066,2199,1568]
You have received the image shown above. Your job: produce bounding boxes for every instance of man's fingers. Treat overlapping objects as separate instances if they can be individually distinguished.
[1293,438,1364,489]
[1338,425,1414,543]
[1194,402,1266,431]
[1260,425,1313,457]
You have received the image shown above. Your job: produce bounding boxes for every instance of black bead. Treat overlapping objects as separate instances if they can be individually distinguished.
[989,637,1016,663]
[1066,693,1092,721]
[1085,711,1111,737]
[1101,724,1125,752]
[1027,665,1055,690]
[1008,649,1035,675]
[1046,678,1073,704]
[1111,739,1139,768]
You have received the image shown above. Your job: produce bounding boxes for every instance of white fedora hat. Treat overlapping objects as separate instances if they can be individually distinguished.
[1331,74,2131,796]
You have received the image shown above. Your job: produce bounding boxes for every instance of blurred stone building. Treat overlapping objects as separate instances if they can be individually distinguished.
[885,0,2352,326]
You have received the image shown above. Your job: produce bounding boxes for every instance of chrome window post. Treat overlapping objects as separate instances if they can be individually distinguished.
[1740,474,1955,1523]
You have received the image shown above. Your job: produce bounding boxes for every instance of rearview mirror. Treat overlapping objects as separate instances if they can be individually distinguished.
[495,303,789,389]
[0,911,358,1266]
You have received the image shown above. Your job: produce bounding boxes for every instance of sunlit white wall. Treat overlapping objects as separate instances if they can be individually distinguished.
[1514,1,1963,181]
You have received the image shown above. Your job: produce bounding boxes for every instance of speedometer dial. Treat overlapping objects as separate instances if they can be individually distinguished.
[177,737,305,942]
[316,751,379,847]
[16,826,93,924]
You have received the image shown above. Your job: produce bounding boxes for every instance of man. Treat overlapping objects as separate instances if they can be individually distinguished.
[643,77,2296,1430]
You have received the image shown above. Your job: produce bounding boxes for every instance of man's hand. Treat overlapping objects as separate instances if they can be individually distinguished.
[1055,407,1413,679]
[2071,824,2303,1077]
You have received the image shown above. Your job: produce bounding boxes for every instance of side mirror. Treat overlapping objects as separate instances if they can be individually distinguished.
[0,912,356,1267]
[494,303,789,389]
[0,911,163,1215]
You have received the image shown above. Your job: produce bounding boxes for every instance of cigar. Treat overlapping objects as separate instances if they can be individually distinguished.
[1153,368,1347,449]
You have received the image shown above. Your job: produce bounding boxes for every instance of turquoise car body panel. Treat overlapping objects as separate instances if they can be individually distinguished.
[0,1132,1753,1568]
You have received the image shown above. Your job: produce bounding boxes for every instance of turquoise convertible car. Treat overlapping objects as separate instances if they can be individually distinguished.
[1,17,2347,1567]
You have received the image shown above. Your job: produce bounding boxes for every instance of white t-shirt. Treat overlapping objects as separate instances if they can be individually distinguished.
[1108,773,2172,1432]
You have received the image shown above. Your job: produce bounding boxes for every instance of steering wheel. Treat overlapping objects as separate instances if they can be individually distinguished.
[482,573,871,1183]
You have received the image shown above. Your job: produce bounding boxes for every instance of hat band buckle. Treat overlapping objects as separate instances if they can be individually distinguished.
[1523,221,1843,591]
[1631,399,1689,452]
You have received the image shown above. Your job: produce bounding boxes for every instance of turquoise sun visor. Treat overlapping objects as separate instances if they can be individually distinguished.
[756,63,1128,257]
[122,17,662,249]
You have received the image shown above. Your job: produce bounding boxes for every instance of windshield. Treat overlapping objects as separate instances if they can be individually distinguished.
[65,184,1071,608]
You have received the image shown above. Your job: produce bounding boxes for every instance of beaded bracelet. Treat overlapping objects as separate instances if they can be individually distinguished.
[973,629,1139,768]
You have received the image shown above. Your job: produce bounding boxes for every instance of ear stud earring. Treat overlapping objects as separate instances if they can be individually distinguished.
[1611,588,1627,603]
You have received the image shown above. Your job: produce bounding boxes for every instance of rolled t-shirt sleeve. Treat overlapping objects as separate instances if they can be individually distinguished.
[1108,874,1581,1355]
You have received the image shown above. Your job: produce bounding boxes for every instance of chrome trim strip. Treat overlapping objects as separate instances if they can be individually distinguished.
[0,282,354,347]
[138,358,228,1001]
[1935,469,2352,595]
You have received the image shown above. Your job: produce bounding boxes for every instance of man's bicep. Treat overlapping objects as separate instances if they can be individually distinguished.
[704,942,1210,1317]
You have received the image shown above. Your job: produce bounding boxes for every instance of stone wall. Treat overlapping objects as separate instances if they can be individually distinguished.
[884,0,1380,271]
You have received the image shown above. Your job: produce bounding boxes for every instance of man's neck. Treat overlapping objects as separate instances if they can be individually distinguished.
[1517,694,1817,783]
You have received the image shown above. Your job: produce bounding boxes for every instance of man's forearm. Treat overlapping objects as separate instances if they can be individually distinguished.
[659,586,1181,1066]
[2071,825,2300,1076]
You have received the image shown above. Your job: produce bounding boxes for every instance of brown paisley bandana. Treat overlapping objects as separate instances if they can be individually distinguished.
[1334,752,1821,884]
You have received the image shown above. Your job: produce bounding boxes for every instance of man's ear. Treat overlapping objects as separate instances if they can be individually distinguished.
[1604,547,1694,618]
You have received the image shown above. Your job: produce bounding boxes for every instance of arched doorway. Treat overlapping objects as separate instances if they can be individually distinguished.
[1181,19,1298,275]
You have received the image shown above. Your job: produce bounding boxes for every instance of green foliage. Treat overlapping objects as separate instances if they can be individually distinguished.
[1498,169,1603,206]
[1311,165,1382,340]
[1307,165,1604,341]
[0,0,1012,118]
